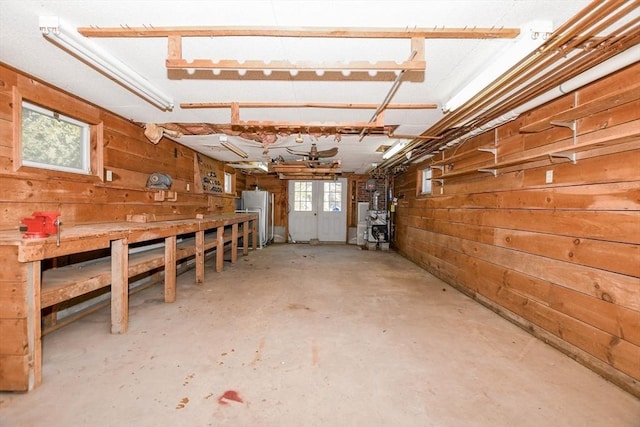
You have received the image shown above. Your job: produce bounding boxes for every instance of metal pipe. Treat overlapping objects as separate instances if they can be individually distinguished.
[378,0,640,169]
[359,49,418,142]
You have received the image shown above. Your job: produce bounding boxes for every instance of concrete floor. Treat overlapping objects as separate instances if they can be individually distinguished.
[1,244,639,426]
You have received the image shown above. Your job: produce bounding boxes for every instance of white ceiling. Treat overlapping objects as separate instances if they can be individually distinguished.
[0,0,593,173]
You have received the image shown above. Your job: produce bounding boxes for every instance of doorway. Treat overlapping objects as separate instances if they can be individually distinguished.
[288,179,347,243]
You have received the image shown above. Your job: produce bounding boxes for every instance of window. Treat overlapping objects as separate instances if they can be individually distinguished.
[323,182,342,212]
[224,172,233,193]
[21,101,90,174]
[293,181,313,211]
[421,167,433,195]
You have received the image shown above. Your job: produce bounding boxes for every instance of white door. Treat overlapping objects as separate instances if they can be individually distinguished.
[288,179,347,243]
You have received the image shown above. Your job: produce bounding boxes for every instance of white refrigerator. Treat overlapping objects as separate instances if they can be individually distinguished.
[241,190,274,248]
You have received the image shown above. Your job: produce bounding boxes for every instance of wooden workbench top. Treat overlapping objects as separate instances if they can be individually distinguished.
[0,212,258,262]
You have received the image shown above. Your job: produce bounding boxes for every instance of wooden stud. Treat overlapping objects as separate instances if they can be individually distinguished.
[167,35,182,61]
[252,219,258,250]
[78,26,521,39]
[242,219,249,256]
[27,261,41,389]
[110,239,129,334]
[216,225,224,272]
[231,223,238,264]
[195,230,204,283]
[164,235,176,302]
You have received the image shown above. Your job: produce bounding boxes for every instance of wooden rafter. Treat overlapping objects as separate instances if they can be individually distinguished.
[78,26,520,39]
[180,102,438,110]
[165,35,425,72]
[78,26,518,74]
[272,159,342,180]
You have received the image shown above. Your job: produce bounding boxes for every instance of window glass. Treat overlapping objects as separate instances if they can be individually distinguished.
[293,181,313,211]
[224,172,232,193]
[323,182,342,212]
[421,167,433,194]
[21,102,90,174]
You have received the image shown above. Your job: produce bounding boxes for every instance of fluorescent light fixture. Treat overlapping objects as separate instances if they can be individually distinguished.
[443,21,552,113]
[382,139,408,160]
[39,16,174,110]
[220,141,248,158]
[228,161,268,172]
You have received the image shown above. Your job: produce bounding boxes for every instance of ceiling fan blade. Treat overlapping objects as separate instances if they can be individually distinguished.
[316,147,339,158]
[286,147,309,156]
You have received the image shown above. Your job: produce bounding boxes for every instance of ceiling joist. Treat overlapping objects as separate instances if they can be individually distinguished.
[78,26,519,76]
[78,26,521,39]
[165,35,425,72]
[180,102,438,110]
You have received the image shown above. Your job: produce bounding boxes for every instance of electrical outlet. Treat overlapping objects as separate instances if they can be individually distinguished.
[186,183,190,192]
[545,170,554,184]
[105,170,113,182]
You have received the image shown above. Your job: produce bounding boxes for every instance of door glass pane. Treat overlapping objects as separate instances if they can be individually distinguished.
[323,182,342,212]
[293,181,313,211]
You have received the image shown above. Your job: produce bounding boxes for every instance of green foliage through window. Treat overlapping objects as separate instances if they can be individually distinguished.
[22,102,90,174]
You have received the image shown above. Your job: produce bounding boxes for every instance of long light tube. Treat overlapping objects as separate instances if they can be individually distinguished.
[443,21,552,113]
[220,141,249,158]
[39,16,174,110]
[382,140,408,160]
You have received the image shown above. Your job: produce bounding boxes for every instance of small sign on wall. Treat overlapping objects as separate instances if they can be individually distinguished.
[195,154,224,193]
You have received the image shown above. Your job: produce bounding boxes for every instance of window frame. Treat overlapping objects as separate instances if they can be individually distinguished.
[13,87,104,181]
[419,166,433,196]
[21,101,91,175]
[322,181,342,212]
[293,181,313,212]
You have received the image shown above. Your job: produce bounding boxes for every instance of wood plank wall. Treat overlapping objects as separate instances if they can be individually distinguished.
[392,64,640,397]
[0,63,237,231]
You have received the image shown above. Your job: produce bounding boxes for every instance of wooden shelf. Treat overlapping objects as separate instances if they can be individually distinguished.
[520,83,640,133]
[430,119,639,182]
[494,119,639,170]
[430,144,496,166]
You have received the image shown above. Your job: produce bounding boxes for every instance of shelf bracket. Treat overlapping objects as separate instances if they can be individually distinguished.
[550,120,577,143]
[478,169,497,177]
[478,147,498,163]
[550,152,577,163]
[549,120,577,163]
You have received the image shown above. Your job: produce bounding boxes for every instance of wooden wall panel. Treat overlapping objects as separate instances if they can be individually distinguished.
[0,355,29,391]
[0,63,236,230]
[393,63,640,397]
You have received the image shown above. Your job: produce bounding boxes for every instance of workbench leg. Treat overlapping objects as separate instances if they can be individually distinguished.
[195,230,204,283]
[111,239,129,334]
[164,235,177,302]
[231,223,238,263]
[27,261,42,390]
[252,218,258,250]
[216,225,224,272]
[242,220,249,256]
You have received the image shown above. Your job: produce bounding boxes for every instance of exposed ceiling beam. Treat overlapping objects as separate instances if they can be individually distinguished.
[78,26,520,39]
[180,102,438,110]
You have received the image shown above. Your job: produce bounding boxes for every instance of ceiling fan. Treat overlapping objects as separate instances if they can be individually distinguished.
[287,143,338,161]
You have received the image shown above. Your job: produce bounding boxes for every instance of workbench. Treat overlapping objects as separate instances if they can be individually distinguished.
[0,213,258,391]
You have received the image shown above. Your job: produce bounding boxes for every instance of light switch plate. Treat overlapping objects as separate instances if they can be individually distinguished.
[545,170,553,184]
